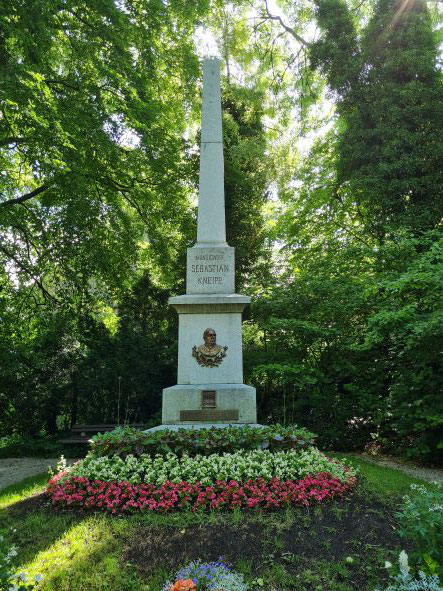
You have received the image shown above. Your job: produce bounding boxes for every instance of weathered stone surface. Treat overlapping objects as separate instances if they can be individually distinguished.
[186,246,234,294]
[162,384,257,424]
[197,59,226,246]
[169,293,250,314]
[177,311,244,384]
[200,59,223,145]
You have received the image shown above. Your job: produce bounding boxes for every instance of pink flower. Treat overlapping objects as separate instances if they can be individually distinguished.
[46,472,356,515]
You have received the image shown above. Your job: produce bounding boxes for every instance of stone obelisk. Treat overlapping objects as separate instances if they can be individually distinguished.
[161,58,257,426]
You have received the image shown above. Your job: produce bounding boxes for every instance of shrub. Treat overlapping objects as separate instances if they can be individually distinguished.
[0,532,42,591]
[66,448,357,486]
[0,434,85,460]
[88,424,316,459]
[396,483,443,574]
[376,551,442,591]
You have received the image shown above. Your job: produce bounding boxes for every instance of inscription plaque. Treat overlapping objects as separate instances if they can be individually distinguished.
[202,390,216,408]
[180,409,239,422]
[186,246,235,294]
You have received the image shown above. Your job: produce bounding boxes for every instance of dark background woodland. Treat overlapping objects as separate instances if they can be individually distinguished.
[1,0,442,462]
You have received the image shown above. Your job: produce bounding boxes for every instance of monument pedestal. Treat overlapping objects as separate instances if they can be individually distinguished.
[162,294,257,425]
[171,294,249,385]
[162,383,256,424]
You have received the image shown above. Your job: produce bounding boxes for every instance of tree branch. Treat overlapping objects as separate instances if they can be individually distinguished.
[0,185,49,208]
[44,79,81,92]
[352,0,369,10]
[263,0,310,47]
[67,8,95,29]
[0,137,26,147]
[0,244,59,303]
[10,223,42,260]
[120,192,149,226]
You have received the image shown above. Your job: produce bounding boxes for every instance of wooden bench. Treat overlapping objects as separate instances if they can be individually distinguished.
[60,424,145,444]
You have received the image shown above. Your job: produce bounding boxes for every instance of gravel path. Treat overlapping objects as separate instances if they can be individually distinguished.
[0,457,77,491]
[347,453,443,483]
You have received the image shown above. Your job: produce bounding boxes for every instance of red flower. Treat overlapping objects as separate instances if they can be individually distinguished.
[170,579,196,591]
[46,472,356,515]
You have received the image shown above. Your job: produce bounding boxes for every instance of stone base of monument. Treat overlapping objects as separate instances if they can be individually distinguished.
[146,423,263,432]
[160,383,257,425]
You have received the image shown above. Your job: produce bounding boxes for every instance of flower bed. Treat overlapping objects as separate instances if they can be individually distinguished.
[46,473,357,514]
[89,424,316,459]
[67,448,356,486]
[164,560,248,591]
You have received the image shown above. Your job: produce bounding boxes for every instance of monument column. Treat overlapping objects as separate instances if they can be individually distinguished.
[197,58,227,246]
[161,58,257,426]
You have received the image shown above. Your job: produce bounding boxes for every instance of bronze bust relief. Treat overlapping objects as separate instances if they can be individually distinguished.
[192,328,228,367]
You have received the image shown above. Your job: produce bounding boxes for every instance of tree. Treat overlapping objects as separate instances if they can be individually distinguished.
[310,0,443,237]
[0,0,207,304]
[71,271,177,427]
[241,0,443,460]
[0,0,214,435]
[223,84,271,290]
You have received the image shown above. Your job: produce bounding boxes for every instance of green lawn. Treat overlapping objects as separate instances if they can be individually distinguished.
[331,453,435,500]
[0,458,430,591]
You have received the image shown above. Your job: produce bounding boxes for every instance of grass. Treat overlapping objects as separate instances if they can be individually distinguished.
[0,455,433,591]
[331,453,436,500]
[0,473,49,509]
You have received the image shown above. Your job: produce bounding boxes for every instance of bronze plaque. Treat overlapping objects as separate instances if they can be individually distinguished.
[192,328,228,367]
[180,409,239,422]
[202,390,216,408]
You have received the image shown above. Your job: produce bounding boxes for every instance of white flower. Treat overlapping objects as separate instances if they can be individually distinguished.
[71,447,357,486]
[398,551,410,575]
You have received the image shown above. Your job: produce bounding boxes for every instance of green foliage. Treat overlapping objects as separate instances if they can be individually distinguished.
[0,532,41,591]
[311,0,443,236]
[0,274,176,436]
[68,447,355,486]
[396,484,443,574]
[246,249,381,450]
[0,0,211,437]
[68,271,177,428]
[89,425,316,459]
[377,552,442,591]
[247,231,443,459]
[0,434,85,459]
[0,0,202,293]
[223,84,271,289]
[242,0,443,462]
[357,232,443,461]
